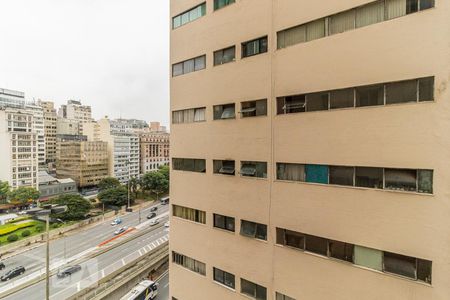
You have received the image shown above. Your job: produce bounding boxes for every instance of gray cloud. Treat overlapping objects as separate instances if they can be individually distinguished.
[0,0,169,126]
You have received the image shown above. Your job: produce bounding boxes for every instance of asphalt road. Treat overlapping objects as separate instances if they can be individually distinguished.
[3,219,169,300]
[0,202,169,288]
[156,272,169,300]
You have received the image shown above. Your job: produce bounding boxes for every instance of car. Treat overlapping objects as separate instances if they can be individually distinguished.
[164,221,170,228]
[147,212,156,219]
[17,211,28,215]
[0,262,5,270]
[160,196,169,205]
[57,265,82,278]
[150,206,158,212]
[149,219,159,226]
[110,218,122,226]
[113,226,128,235]
[1,266,25,281]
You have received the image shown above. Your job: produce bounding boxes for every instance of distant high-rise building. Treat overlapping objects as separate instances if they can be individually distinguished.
[139,127,169,174]
[109,118,149,133]
[58,100,93,135]
[55,134,108,188]
[169,1,447,300]
[0,107,39,189]
[84,118,140,183]
[24,103,45,169]
[38,100,57,167]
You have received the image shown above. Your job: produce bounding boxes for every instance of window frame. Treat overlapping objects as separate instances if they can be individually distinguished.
[242,36,268,58]
[172,2,206,29]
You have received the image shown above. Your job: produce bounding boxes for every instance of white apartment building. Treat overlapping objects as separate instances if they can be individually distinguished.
[38,100,57,166]
[24,103,45,169]
[0,108,39,189]
[58,100,93,135]
[84,118,140,184]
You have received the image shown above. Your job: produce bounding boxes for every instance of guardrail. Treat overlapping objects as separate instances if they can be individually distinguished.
[68,236,169,300]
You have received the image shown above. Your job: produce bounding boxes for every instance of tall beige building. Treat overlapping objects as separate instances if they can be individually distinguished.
[38,100,57,166]
[170,1,449,300]
[139,127,170,174]
[55,135,109,188]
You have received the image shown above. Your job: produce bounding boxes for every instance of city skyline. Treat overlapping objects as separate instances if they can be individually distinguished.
[0,0,169,126]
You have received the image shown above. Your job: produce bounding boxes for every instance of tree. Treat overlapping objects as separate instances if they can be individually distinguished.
[129,177,140,198]
[158,165,170,182]
[0,181,9,203]
[7,187,40,205]
[142,171,168,200]
[98,186,128,207]
[51,194,92,220]
[98,177,121,191]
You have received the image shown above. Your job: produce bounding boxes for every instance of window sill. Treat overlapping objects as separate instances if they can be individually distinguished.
[239,175,268,181]
[274,244,432,287]
[213,60,236,67]
[212,280,236,292]
[240,114,268,119]
[171,120,207,125]
[273,179,434,197]
[213,226,235,235]
[241,51,268,60]
[172,170,206,174]
[172,216,206,226]
[240,234,268,244]
[171,263,206,278]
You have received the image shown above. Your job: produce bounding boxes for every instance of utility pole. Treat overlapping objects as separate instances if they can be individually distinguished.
[102,202,105,221]
[45,215,50,300]
[127,160,131,209]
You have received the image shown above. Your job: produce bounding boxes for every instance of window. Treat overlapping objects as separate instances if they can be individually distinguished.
[214,46,235,66]
[305,164,329,184]
[277,163,305,182]
[173,205,206,224]
[329,9,356,35]
[386,79,417,104]
[213,213,235,232]
[356,0,385,28]
[384,168,417,192]
[241,278,267,300]
[172,158,206,173]
[354,245,383,271]
[172,55,206,77]
[329,166,354,186]
[213,267,235,289]
[330,88,355,109]
[355,84,384,107]
[240,99,267,117]
[418,169,433,193]
[240,161,267,178]
[172,107,206,124]
[242,36,268,58]
[172,251,206,275]
[355,167,383,189]
[276,228,306,250]
[276,292,295,300]
[213,160,235,175]
[214,0,235,10]
[240,220,267,240]
[276,0,433,48]
[213,103,235,120]
[305,234,328,256]
[418,77,434,101]
[277,95,305,114]
[172,3,206,29]
[306,92,329,112]
[384,252,432,283]
[329,240,354,263]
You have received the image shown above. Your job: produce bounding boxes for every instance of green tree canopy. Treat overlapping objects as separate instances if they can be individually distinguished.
[98,177,121,191]
[7,187,40,204]
[98,186,128,207]
[158,165,169,181]
[142,171,169,200]
[51,194,92,220]
[129,177,140,198]
[0,181,9,202]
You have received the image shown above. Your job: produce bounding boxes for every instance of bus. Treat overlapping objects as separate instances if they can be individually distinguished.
[120,280,158,300]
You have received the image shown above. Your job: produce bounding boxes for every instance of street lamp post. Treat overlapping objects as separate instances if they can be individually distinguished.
[126,159,131,209]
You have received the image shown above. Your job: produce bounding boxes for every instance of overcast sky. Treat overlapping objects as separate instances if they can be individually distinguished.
[0,0,169,126]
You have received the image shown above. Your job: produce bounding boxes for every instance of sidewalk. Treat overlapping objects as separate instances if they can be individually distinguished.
[0,199,157,260]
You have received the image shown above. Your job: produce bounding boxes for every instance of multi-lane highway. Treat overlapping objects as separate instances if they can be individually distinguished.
[0,202,169,299]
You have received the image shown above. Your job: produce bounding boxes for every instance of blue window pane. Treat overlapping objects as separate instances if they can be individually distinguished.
[306,165,329,184]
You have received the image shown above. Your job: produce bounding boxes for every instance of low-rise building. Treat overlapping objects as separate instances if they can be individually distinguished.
[38,171,77,199]
[139,128,170,173]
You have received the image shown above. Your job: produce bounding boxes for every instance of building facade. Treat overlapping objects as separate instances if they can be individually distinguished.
[58,100,93,134]
[0,108,39,189]
[170,1,449,300]
[38,100,57,167]
[84,118,140,184]
[24,103,45,169]
[38,171,77,199]
[55,135,109,188]
[139,129,170,173]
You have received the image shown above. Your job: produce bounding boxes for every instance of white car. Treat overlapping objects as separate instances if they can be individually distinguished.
[164,221,170,227]
[149,219,159,226]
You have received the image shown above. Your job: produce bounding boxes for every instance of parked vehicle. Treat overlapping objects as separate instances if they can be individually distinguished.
[164,221,170,228]
[114,226,128,235]
[147,212,156,219]
[150,206,158,212]
[120,280,158,300]
[57,265,82,278]
[160,197,169,205]
[110,218,122,226]
[149,219,159,226]
[0,262,5,270]
[1,266,25,281]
